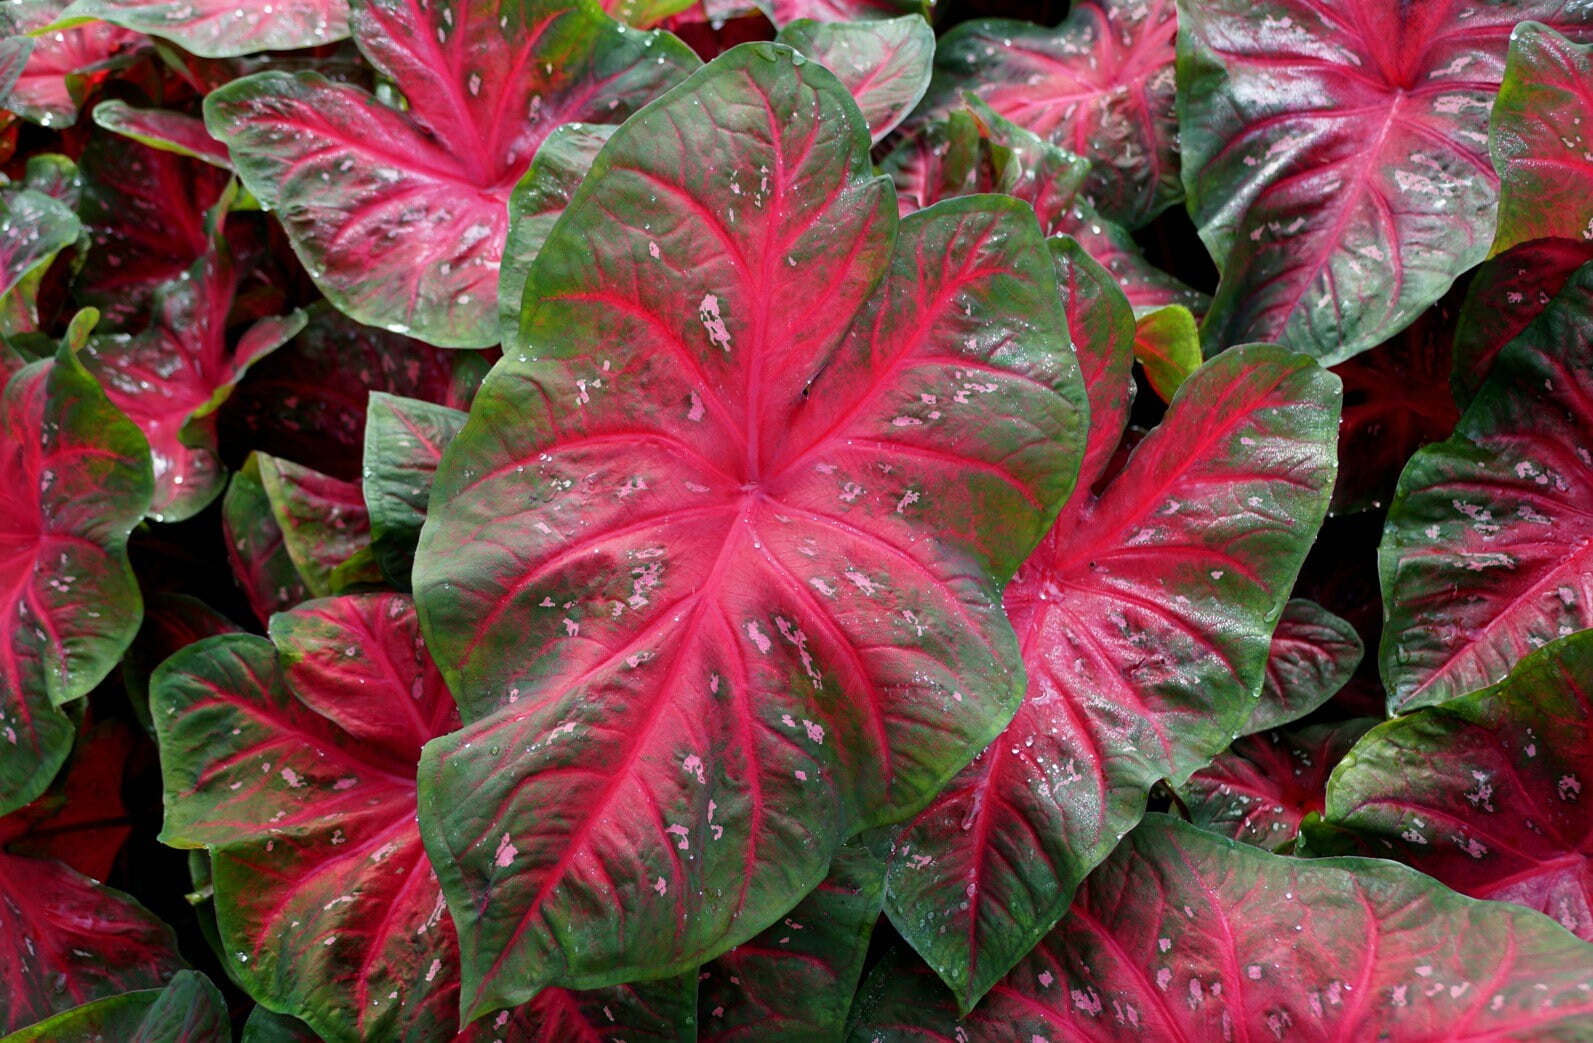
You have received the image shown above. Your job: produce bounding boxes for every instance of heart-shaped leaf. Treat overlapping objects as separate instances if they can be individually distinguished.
[922,0,1180,228]
[204,0,700,347]
[4,970,229,1043]
[0,851,185,1034]
[153,594,696,1042]
[1244,598,1362,735]
[1178,0,1592,364]
[364,393,466,590]
[775,15,933,145]
[852,814,1593,1041]
[1380,260,1593,711]
[0,1,147,127]
[60,0,351,58]
[1491,22,1593,255]
[882,249,1339,1008]
[0,335,151,816]
[1318,630,1593,940]
[413,44,1086,1018]
[1180,719,1376,852]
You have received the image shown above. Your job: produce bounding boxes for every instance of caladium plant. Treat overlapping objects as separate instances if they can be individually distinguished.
[3,0,1593,1037]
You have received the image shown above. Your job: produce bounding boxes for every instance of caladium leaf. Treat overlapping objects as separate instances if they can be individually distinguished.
[0,720,138,880]
[1178,0,1593,364]
[853,814,1593,1041]
[60,0,350,59]
[1180,719,1376,853]
[255,452,377,598]
[883,334,1339,1008]
[1244,598,1362,735]
[600,0,695,29]
[1380,260,1593,712]
[83,210,305,522]
[1131,304,1199,402]
[0,1,147,127]
[222,453,311,627]
[242,1007,321,1043]
[225,306,485,484]
[775,16,933,145]
[413,44,1086,1017]
[699,839,885,1041]
[1452,237,1593,408]
[0,184,78,307]
[756,0,923,28]
[0,851,186,1034]
[153,595,697,1042]
[121,593,240,733]
[0,337,151,817]
[1319,631,1593,940]
[4,970,229,1043]
[922,0,1180,228]
[364,393,465,591]
[204,0,700,348]
[91,100,233,169]
[1491,23,1593,255]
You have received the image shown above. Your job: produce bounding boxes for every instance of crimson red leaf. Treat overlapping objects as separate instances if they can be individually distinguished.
[221,453,311,627]
[1380,260,1593,711]
[0,852,185,1034]
[775,16,933,145]
[1245,598,1362,735]
[413,44,1086,1017]
[1452,237,1593,408]
[152,594,696,1042]
[1178,0,1593,364]
[204,0,700,347]
[698,839,885,1040]
[0,2,147,127]
[1320,631,1593,940]
[1181,719,1375,853]
[921,0,1180,228]
[852,814,1593,1041]
[1490,22,1593,255]
[4,970,229,1043]
[91,100,233,169]
[0,335,151,817]
[0,721,137,879]
[883,333,1339,1007]
[60,0,351,58]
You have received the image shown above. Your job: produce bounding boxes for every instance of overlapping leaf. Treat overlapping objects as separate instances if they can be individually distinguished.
[413,45,1086,1017]
[1179,0,1593,364]
[1131,304,1199,402]
[775,15,933,144]
[153,594,696,1041]
[4,970,229,1043]
[364,393,465,590]
[0,336,151,816]
[0,851,185,1034]
[92,100,233,169]
[0,180,79,331]
[1318,631,1593,940]
[1490,22,1593,255]
[205,0,700,347]
[0,1,147,127]
[60,0,350,59]
[1380,260,1593,711]
[922,0,1180,227]
[1244,597,1362,734]
[757,0,923,28]
[881,239,1339,1008]
[222,453,311,627]
[852,815,1593,1041]
[255,452,378,597]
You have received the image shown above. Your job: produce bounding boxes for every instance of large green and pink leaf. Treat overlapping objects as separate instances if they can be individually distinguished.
[756,0,923,28]
[153,594,695,1042]
[1380,260,1593,711]
[0,1,147,127]
[4,971,229,1043]
[0,851,186,1034]
[921,0,1180,228]
[1317,630,1593,940]
[59,0,350,58]
[852,814,1593,1041]
[204,0,700,347]
[774,16,933,144]
[0,337,151,816]
[1178,0,1593,364]
[413,45,1086,1017]
[882,330,1339,1007]
[1490,22,1593,255]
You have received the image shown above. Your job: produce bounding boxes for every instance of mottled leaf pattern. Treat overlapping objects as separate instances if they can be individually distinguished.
[775,15,934,144]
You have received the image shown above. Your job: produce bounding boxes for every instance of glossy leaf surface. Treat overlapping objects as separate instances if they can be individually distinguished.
[1131,304,1199,402]
[222,453,311,627]
[91,100,233,169]
[853,814,1593,1041]
[256,453,375,598]
[0,184,79,312]
[923,0,1180,227]
[1491,22,1593,255]
[4,970,229,1043]
[0,343,151,816]
[1380,260,1593,711]
[883,326,1340,1005]
[775,15,934,144]
[0,852,185,1034]
[414,45,1087,1017]
[205,0,700,346]
[1244,598,1362,735]
[1178,0,1593,364]
[61,0,350,58]
[0,1,146,127]
[1321,631,1593,940]
[364,393,465,591]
